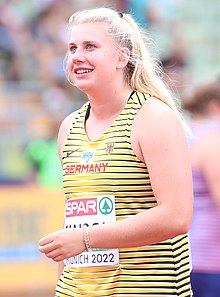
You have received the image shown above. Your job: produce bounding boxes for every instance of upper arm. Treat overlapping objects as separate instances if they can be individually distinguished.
[133,99,193,222]
[57,110,79,163]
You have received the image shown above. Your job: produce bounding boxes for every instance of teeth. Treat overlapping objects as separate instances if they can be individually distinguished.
[76,69,92,74]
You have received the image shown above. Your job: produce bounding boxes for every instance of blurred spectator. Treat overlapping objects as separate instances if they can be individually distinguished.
[161,41,190,98]
[25,116,63,189]
[29,0,71,82]
[109,0,128,12]
[0,0,25,81]
[147,0,177,25]
[0,0,71,83]
[127,0,150,27]
[147,0,185,72]
[182,80,220,297]
[125,0,189,98]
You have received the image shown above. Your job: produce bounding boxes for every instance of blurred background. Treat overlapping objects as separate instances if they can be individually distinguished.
[0,0,219,296]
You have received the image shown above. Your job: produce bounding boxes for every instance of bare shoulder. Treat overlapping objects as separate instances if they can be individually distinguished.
[57,110,79,160]
[135,97,185,138]
[132,97,187,162]
[58,110,79,136]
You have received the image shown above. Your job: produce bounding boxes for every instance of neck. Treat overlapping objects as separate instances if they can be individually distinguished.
[86,86,133,120]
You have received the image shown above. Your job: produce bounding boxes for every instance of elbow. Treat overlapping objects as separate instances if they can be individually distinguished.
[162,201,193,237]
[177,221,191,235]
[173,197,193,235]
[174,213,192,236]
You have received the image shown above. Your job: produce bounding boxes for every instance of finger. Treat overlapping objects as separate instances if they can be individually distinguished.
[45,250,61,259]
[39,232,56,246]
[38,241,55,254]
[52,254,66,262]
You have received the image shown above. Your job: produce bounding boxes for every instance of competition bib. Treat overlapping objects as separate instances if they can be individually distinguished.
[64,195,119,267]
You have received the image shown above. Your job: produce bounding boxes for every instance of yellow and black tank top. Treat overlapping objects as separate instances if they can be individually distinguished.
[56,91,192,297]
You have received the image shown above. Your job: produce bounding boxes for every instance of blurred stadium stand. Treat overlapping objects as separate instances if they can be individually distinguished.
[0,0,219,296]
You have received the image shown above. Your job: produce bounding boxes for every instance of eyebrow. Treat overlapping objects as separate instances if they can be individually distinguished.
[68,40,97,46]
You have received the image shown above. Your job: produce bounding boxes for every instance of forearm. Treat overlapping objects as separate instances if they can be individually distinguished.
[89,204,191,250]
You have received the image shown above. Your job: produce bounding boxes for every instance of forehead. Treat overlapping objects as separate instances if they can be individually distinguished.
[69,22,111,43]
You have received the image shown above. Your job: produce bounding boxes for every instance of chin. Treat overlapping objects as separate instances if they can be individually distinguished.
[76,83,93,94]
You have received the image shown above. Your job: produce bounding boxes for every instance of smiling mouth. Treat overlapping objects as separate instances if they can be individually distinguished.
[75,69,93,75]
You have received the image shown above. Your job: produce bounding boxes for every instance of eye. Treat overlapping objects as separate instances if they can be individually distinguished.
[69,45,77,53]
[86,44,96,50]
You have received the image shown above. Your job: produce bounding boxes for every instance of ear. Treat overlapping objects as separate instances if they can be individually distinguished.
[117,47,130,69]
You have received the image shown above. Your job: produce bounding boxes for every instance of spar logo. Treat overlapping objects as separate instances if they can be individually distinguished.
[66,197,113,217]
[99,197,113,215]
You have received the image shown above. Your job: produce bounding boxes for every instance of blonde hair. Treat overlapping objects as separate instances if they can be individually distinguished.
[67,7,186,126]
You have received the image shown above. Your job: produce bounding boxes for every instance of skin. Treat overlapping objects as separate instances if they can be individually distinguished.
[38,22,193,273]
